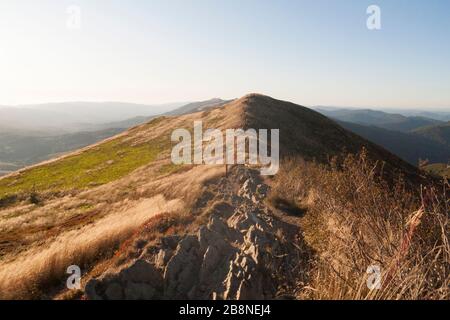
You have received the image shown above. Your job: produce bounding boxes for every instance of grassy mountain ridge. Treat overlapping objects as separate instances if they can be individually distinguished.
[0,99,231,177]
[241,94,423,181]
[0,94,444,300]
[0,94,428,201]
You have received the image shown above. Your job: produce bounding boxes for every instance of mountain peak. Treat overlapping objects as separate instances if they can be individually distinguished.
[236,93,274,104]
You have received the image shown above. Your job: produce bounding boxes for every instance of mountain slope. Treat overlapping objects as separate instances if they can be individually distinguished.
[413,122,450,147]
[0,128,123,176]
[337,121,450,165]
[164,98,232,116]
[241,95,422,180]
[90,98,233,130]
[316,108,443,132]
[0,99,234,177]
[0,94,431,299]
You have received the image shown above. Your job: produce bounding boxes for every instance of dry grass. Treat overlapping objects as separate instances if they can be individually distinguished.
[0,195,183,299]
[271,149,449,300]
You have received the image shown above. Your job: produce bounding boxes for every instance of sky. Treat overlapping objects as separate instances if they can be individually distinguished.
[0,0,449,109]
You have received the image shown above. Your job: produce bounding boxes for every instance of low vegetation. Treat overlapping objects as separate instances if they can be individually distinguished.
[0,195,183,299]
[424,163,450,179]
[0,135,167,199]
[271,149,449,300]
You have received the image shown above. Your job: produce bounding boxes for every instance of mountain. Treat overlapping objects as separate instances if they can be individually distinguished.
[413,122,450,147]
[383,109,450,122]
[0,94,443,300]
[164,98,232,116]
[315,108,443,132]
[0,94,422,191]
[25,101,185,124]
[337,121,450,165]
[0,128,123,176]
[91,98,233,130]
[0,102,185,133]
[0,99,234,176]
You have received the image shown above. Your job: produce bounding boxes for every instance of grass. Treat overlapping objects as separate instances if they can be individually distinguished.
[424,163,450,179]
[0,195,183,299]
[158,163,186,176]
[0,136,168,198]
[271,149,449,300]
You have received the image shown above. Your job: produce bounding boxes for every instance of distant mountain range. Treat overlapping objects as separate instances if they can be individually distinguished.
[413,122,450,147]
[315,106,450,122]
[337,121,450,165]
[312,107,450,166]
[315,108,443,132]
[0,101,186,133]
[0,128,123,171]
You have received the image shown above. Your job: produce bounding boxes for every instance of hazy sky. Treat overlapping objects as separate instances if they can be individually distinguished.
[1,0,449,109]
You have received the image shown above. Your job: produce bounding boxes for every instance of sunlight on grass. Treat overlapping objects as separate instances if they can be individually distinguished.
[0,136,168,198]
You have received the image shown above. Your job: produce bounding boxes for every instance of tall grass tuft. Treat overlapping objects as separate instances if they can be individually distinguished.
[271,149,449,300]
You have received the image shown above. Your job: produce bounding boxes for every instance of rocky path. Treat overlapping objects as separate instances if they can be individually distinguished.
[85,166,310,300]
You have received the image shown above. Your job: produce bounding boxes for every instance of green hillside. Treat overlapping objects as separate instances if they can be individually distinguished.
[0,120,168,198]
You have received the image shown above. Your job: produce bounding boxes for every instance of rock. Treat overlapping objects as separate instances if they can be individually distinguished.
[85,279,102,300]
[120,260,163,287]
[207,215,229,235]
[228,211,263,232]
[105,282,124,300]
[124,282,156,300]
[164,235,201,298]
[82,167,301,301]
[155,248,173,269]
[238,178,256,199]
[223,253,264,300]
[161,235,181,250]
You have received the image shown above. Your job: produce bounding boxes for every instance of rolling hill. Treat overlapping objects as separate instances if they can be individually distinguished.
[0,94,445,300]
[337,121,450,165]
[164,98,232,116]
[0,102,183,133]
[0,128,123,175]
[413,122,450,147]
[0,99,232,176]
[316,108,443,132]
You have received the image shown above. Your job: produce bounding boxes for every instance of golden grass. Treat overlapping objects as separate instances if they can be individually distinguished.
[0,101,236,300]
[0,195,183,299]
[271,149,449,300]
